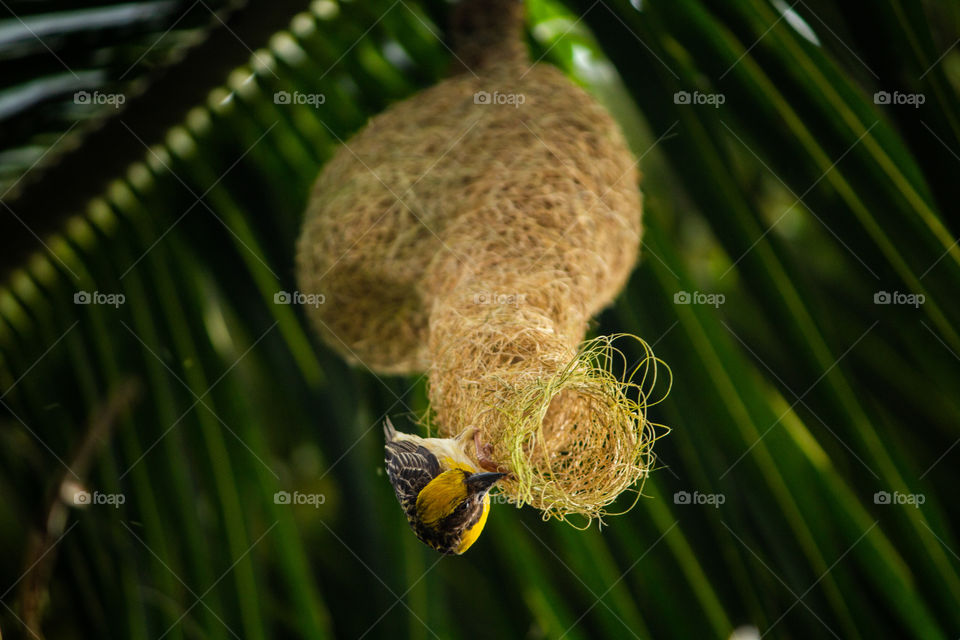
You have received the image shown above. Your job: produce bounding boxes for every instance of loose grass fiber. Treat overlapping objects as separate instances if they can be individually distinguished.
[296,0,670,522]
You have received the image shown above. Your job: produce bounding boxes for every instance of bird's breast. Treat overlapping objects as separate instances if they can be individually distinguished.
[454,493,491,554]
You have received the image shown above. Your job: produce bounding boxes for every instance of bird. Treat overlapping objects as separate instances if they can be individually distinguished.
[384,417,506,554]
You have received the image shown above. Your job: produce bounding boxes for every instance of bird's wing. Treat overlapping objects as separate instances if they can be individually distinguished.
[385,439,441,506]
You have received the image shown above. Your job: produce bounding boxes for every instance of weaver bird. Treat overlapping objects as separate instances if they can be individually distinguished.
[384,417,506,554]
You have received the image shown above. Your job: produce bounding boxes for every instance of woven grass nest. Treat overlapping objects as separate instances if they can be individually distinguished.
[296,0,669,524]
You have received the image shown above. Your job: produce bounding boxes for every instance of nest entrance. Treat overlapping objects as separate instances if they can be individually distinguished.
[444,334,669,523]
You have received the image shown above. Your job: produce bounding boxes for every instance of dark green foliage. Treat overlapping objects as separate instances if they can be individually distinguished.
[1,0,958,638]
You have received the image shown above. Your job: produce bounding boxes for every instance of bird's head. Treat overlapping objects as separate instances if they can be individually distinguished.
[415,468,506,554]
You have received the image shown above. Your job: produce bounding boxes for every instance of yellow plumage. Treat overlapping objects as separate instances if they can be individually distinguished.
[454,494,490,554]
[416,470,472,525]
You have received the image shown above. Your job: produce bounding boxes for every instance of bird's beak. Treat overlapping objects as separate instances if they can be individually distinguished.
[466,471,507,493]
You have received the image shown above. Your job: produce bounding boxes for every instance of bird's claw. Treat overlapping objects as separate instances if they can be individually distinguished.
[474,430,511,475]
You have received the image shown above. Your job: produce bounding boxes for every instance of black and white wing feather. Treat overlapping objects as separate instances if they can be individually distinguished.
[384,437,441,512]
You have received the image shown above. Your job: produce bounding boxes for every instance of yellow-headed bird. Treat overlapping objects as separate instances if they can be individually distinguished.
[384,418,506,554]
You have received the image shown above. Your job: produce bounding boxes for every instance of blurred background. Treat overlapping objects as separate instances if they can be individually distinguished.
[1,0,959,638]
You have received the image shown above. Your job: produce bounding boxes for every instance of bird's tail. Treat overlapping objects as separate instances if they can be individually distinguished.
[449,0,527,73]
[383,416,398,442]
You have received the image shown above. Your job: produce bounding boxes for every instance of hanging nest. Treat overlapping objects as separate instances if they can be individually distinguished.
[296,0,669,523]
